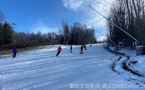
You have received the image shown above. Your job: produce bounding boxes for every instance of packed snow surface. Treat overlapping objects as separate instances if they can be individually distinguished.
[0,45,144,90]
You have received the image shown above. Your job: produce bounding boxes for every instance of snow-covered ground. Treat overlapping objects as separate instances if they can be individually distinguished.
[130,56,145,78]
[133,56,145,73]
[0,44,144,90]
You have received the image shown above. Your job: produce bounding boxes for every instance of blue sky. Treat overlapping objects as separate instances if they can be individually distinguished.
[0,0,113,40]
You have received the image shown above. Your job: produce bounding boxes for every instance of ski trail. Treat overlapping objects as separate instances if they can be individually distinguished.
[0,45,141,90]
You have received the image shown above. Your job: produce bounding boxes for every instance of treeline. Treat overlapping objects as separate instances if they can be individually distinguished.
[12,32,60,48]
[0,22,14,46]
[0,23,60,49]
[108,0,145,47]
[60,23,96,45]
[0,22,96,49]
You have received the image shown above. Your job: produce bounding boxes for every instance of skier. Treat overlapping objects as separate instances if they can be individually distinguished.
[12,47,17,58]
[0,48,2,57]
[90,45,92,47]
[80,45,84,54]
[83,45,87,50]
[56,46,62,56]
[70,45,72,53]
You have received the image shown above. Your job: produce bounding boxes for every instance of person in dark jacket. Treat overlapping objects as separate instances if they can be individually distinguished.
[12,47,17,58]
[0,48,2,57]
[80,45,84,54]
[56,46,62,56]
[70,45,72,53]
[83,45,87,50]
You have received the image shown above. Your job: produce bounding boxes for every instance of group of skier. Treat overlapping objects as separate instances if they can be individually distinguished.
[4,45,87,58]
[56,45,87,56]
[80,45,87,54]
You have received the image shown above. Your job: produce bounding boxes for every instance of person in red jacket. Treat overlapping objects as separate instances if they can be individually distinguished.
[56,46,62,56]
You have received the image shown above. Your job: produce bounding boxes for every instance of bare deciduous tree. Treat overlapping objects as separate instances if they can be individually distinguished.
[108,0,145,47]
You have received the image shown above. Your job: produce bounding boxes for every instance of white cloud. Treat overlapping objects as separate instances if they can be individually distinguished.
[98,35,107,41]
[63,0,114,26]
[62,0,115,40]
[31,21,58,34]
[63,0,84,10]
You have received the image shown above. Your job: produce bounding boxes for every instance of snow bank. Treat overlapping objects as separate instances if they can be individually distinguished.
[131,56,145,74]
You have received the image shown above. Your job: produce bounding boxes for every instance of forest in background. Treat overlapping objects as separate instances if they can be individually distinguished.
[0,21,96,49]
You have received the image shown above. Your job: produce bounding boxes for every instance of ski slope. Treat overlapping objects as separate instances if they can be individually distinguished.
[0,45,143,90]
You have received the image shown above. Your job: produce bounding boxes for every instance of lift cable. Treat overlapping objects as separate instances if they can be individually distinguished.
[88,5,138,42]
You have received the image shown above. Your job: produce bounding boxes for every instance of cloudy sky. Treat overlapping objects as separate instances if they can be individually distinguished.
[0,0,114,40]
